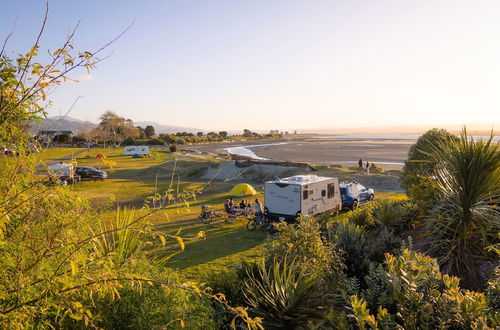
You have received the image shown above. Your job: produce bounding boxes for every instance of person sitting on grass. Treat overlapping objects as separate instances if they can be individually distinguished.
[239,199,246,209]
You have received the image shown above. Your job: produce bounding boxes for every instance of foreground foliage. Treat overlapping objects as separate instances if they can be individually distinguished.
[349,249,497,329]
[426,130,499,289]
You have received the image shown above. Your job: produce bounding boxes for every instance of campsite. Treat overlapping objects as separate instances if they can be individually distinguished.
[1,1,499,328]
[38,146,402,273]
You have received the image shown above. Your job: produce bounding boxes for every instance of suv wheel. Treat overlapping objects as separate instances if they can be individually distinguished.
[351,200,358,210]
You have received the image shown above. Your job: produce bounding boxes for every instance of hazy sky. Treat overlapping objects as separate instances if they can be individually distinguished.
[1,0,499,131]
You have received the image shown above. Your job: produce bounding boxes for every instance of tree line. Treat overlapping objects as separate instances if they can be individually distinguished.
[40,111,294,147]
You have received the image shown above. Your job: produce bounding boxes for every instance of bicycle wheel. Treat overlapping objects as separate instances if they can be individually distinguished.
[199,213,212,224]
[247,219,261,231]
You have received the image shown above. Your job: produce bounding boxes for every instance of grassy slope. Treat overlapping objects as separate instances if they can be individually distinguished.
[45,147,405,280]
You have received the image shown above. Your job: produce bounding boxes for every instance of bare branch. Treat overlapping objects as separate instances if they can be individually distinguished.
[0,14,18,58]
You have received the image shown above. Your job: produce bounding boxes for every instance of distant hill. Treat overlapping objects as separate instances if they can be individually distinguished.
[134,121,205,134]
[30,116,97,135]
[29,117,206,136]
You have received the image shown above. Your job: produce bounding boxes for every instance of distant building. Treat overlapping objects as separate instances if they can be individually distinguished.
[39,130,74,137]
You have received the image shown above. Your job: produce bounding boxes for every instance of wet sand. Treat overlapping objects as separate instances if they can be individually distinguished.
[190,135,415,170]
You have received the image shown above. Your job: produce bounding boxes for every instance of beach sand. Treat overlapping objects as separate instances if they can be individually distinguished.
[190,136,414,170]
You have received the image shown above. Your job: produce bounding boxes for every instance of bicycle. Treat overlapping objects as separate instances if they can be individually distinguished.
[246,213,272,232]
[198,205,223,224]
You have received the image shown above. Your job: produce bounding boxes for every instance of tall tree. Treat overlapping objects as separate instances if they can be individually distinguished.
[97,111,137,146]
[401,128,458,209]
[144,125,155,138]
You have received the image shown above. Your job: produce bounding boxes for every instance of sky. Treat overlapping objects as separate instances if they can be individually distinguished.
[1,0,499,131]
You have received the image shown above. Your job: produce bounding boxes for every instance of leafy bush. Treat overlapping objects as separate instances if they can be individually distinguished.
[348,249,497,329]
[361,264,394,313]
[347,205,376,229]
[267,217,344,280]
[244,257,324,329]
[426,130,499,289]
[121,137,136,146]
[371,199,405,227]
[329,220,370,281]
[146,138,166,145]
[366,228,402,264]
[385,249,494,328]
[169,144,178,152]
[401,128,459,211]
[65,260,218,329]
[369,163,384,173]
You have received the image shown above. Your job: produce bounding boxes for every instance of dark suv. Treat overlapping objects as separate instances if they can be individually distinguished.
[339,182,374,210]
[75,166,107,181]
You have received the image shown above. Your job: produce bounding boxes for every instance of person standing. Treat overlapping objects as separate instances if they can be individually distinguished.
[366,161,370,175]
[252,199,263,216]
[358,159,363,173]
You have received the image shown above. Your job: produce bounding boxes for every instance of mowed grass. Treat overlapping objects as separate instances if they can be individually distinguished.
[81,180,268,276]
[59,146,267,275]
[38,147,84,161]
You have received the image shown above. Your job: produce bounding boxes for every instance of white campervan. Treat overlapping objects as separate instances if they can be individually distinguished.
[264,175,341,222]
[123,146,149,156]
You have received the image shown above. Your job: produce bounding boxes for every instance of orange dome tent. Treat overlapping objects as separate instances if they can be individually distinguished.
[96,153,106,159]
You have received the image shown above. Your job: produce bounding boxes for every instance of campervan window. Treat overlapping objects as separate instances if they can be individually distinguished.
[303,190,308,200]
[327,183,335,198]
[321,190,326,197]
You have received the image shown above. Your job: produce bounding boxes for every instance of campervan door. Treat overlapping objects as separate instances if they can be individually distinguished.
[264,182,301,218]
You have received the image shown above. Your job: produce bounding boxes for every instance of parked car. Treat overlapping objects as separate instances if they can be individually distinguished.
[339,182,374,210]
[76,141,98,148]
[75,166,107,181]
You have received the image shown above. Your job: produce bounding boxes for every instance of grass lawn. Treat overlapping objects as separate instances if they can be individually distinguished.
[38,147,84,161]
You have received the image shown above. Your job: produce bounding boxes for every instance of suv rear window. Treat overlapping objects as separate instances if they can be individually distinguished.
[340,187,347,195]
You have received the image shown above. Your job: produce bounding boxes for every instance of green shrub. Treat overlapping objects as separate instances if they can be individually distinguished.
[267,216,346,303]
[371,199,405,227]
[347,205,376,229]
[244,257,324,329]
[348,249,497,329]
[267,217,345,286]
[385,249,494,329]
[169,144,178,152]
[401,128,459,211]
[366,228,402,264]
[329,220,370,281]
[146,138,166,146]
[361,264,394,313]
[369,163,384,173]
[426,130,499,289]
[90,264,218,329]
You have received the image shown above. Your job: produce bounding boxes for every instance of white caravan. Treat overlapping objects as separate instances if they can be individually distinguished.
[264,175,341,222]
[48,162,79,184]
[123,145,149,156]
